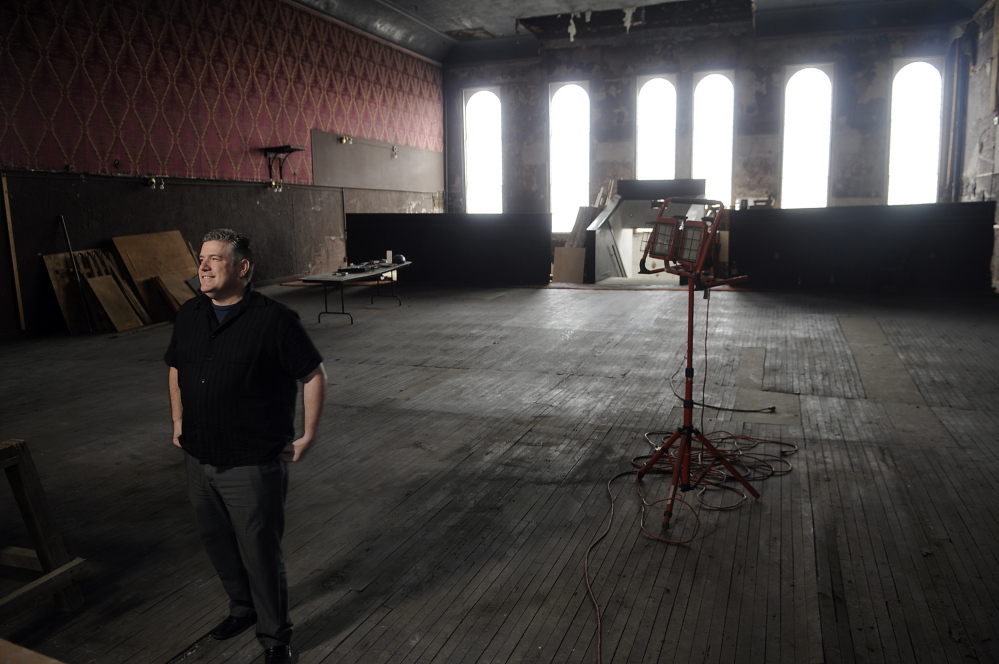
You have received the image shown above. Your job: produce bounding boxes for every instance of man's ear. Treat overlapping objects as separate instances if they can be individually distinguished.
[239,259,250,278]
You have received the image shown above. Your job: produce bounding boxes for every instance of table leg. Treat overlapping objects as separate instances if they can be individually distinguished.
[317,283,353,324]
[370,273,402,306]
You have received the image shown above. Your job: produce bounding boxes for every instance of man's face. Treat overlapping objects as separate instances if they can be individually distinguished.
[198,240,249,304]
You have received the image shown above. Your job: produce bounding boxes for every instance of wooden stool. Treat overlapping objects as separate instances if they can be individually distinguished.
[1,439,87,618]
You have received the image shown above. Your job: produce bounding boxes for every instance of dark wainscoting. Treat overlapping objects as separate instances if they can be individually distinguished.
[346,213,552,286]
[0,172,346,337]
[728,202,996,291]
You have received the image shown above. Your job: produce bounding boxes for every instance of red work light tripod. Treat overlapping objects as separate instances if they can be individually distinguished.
[637,198,758,530]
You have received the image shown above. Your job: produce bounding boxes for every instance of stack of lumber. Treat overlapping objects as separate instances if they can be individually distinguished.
[43,231,197,334]
[593,177,617,207]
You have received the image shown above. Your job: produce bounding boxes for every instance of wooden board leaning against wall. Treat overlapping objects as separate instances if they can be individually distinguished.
[42,231,199,334]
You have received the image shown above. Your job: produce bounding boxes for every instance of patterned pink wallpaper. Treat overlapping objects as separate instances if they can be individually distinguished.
[0,0,444,183]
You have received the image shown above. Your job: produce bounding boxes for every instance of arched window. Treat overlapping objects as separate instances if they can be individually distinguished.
[636,77,677,180]
[692,73,734,206]
[464,89,503,213]
[887,61,943,205]
[550,83,590,232]
[781,67,832,208]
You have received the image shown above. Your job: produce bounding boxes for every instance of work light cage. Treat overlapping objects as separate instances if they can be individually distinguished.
[678,220,705,267]
[646,219,681,261]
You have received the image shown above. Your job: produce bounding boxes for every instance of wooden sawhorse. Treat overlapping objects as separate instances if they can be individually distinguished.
[1,439,87,618]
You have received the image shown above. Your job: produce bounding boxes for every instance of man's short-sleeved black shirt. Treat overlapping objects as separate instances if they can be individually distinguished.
[164,289,323,466]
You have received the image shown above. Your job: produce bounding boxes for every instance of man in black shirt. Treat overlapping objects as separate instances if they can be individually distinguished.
[165,229,326,664]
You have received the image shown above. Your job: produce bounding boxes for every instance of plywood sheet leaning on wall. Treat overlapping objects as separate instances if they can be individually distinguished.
[42,249,151,334]
[112,231,197,322]
[43,252,100,334]
[567,206,601,249]
[153,274,196,313]
[86,275,144,331]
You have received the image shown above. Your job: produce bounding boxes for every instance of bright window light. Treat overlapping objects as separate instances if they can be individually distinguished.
[465,90,503,213]
[637,77,677,180]
[887,62,942,205]
[550,84,590,232]
[781,68,832,208]
[692,74,734,206]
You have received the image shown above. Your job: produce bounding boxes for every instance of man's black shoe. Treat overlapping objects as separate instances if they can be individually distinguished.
[264,645,293,664]
[209,614,257,640]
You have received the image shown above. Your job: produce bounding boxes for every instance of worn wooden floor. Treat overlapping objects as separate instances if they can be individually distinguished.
[2,284,998,664]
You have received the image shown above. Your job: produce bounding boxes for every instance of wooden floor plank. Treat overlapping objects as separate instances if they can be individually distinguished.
[3,287,999,664]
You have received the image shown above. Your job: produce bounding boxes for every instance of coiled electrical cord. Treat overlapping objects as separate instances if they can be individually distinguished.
[584,289,799,662]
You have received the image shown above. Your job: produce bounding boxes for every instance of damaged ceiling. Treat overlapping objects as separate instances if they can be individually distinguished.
[290,0,988,61]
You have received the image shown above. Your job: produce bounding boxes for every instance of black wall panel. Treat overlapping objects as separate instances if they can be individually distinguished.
[729,202,996,290]
[346,213,552,286]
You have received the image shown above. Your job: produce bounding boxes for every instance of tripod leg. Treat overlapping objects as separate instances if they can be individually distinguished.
[661,431,691,529]
[692,431,761,499]
[637,430,681,480]
[661,479,680,529]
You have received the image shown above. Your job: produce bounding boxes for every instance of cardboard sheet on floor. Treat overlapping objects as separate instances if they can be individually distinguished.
[552,246,586,283]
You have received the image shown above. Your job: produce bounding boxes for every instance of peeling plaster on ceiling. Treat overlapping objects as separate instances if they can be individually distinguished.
[388,0,673,39]
[291,0,988,61]
[623,7,635,32]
